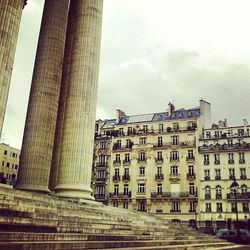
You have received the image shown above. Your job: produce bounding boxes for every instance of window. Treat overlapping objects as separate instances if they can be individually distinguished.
[119,128,124,135]
[127,127,132,135]
[99,155,107,166]
[124,168,129,176]
[228,153,234,162]
[204,170,210,179]
[240,168,246,178]
[239,152,245,160]
[188,150,194,159]
[1,161,4,167]
[189,183,195,195]
[227,130,233,136]
[170,151,179,161]
[231,203,236,212]
[188,165,194,175]
[15,164,18,169]
[170,166,178,175]
[157,151,163,160]
[12,163,14,169]
[214,131,220,138]
[216,203,223,212]
[214,154,220,163]
[243,202,249,212]
[113,201,118,207]
[96,185,105,194]
[205,203,211,212]
[238,129,244,136]
[205,186,211,195]
[215,169,221,179]
[6,162,10,168]
[123,201,128,209]
[115,154,121,163]
[228,139,233,147]
[4,150,7,155]
[229,169,235,178]
[97,170,105,178]
[206,131,211,139]
[138,152,146,161]
[171,135,179,145]
[116,140,121,149]
[159,124,164,132]
[138,183,145,193]
[124,184,129,195]
[171,202,180,212]
[241,185,247,194]
[157,184,162,195]
[139,137,146,144]
[143,125,148,133]
[139,167,145,175]
[216,185,222,198]
[124,153,130,163]
[100,141,107,150]
[157,167,162,175]
[173,122,179,131]
[158,137,162,146]
[126,139,132,148]
[114,184,119,195]
[190,201,196,212]
[204,154,209,164]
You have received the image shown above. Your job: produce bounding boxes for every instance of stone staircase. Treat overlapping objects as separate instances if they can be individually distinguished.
[0,187,243,249]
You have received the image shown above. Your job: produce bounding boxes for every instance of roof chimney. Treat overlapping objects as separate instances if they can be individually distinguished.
[116,109,126,123]
[168,102,175,116]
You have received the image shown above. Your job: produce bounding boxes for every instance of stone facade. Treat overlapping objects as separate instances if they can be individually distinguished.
[0,0,25,137]
[92,100,211,224]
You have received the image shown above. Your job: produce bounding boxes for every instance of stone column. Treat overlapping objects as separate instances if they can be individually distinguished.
[0,0,26,137]
[17,0,69,193]
[49,1,76,191]
[55,0,103,200]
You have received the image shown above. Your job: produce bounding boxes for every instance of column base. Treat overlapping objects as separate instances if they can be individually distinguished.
[16,185,50,194]
[54,183,95,200]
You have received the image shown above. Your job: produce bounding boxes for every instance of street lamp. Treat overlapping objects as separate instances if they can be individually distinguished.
[230,178,240,238]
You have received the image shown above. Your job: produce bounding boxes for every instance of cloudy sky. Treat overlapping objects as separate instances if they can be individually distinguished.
[2,0,250,148]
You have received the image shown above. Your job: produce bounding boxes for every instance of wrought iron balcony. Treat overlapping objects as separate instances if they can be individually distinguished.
[155,158,164,163]
[186,156,195,162]
[112,175,120,182]
[216,193,222,199]
[204,176,210,181]
[137,158,147,163]
[96,162,108,167]
[122,174,130,181]
[155,174,164,181]
[240,175,247,180]
[113,160,121,165]
[215,175,221,180]
[227,192,250,199]
[94,193,107,200]
[204,160,210,165]
[186,173,196,180]
[151,192,197,199]
[205,193,211,200]
[229,175,235,180]
[199,143,250,153]
[109,191,132,198]
[170,157,179,162]
[169,173,181,181]
[239,159,245,164]
[95,177,107,183]
[205,208,211,213]
[214,160,220,165]
[228,159,234,164]
[123,159,131,165]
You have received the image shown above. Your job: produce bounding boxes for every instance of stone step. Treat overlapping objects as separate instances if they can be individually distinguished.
[0,240,234,250]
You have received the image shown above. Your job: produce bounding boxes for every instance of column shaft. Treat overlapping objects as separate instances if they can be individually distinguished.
[0,0,25,137]
[49,1,76,191]
[55,0,103,200]
[17,0,69,192]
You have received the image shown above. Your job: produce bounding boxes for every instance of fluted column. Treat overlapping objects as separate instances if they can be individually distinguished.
[0,0,26,137]
[55,0,103,200]
[49,1,76,191]
[17,0,69,193]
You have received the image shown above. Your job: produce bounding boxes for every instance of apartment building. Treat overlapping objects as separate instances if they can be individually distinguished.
[0,143,20,184]
[198,119,250,229]
[92,100,211,224]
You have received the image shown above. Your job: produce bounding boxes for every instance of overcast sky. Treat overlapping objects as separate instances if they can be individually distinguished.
[2,0,250,148]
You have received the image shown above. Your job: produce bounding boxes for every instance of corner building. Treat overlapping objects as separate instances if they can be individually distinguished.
[92,100,211,224]
[198,120,250,230]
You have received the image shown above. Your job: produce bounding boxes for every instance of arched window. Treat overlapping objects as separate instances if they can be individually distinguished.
[216,185,222,194]
[205,185,211,194]
[241,185,247,194]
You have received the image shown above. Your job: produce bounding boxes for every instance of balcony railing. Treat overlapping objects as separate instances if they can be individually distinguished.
[243,207,249,212]
[239,159,245,164]
[227,192,250,199]
[137,158,147,163]
[96,162,108,167]
[170,157,179,162]
[186,173,196,180]
[199,143,250,152]
[240,175,247,180]
[123,159,131,165]
[204,160,210,165]
[122,174,130,181]
[113,145,133,151]
[109,192,132,198]
[228,159,234,164]
[215,175,221,180]
[205,193,211,200]
[205,208,211,213]
[204,176,210,181]
[229,175,235,180]
[95,177,107,182]
[214,160,220,165]
[155,174,164,181]
[216,193,222,199]
[169,173,181,181]
[186,156,195,161]
[113,160,121,165]
[94,193,107,200]
[155,158,164,163]
[113,175,121,182]
[151,192,197,198]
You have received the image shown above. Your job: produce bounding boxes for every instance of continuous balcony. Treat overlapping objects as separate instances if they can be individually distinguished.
[199,143,250,153]
[227,192,250,200]
[151,192,197,200]
[186,173,196,180]
[155,174,164,181]
[109,191,132,199]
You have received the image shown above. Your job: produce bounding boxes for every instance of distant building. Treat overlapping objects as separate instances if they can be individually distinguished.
[92,100,211,225]
[0,143,20,184]
[198,119,250,229]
